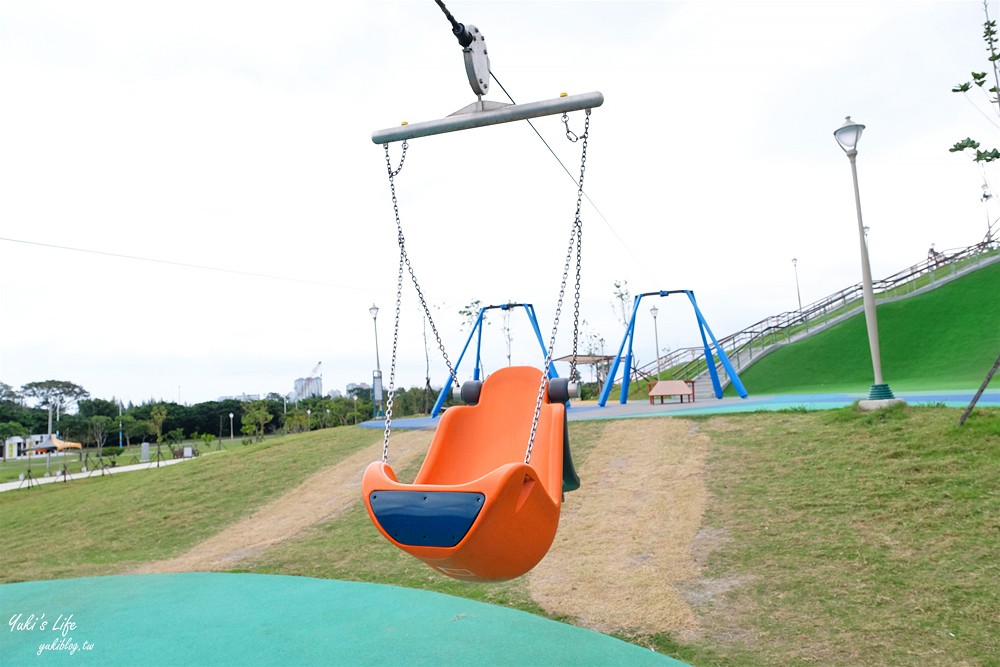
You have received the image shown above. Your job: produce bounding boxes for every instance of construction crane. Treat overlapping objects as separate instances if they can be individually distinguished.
[300,361,322,401]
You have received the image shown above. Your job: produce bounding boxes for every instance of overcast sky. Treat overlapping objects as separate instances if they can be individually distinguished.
[1,0,997,406]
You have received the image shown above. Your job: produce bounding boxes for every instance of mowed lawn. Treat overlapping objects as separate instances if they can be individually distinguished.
[693,405,1000,666]
[733,259,1000,394]
[2,405,996,666]
[0,428,382,582]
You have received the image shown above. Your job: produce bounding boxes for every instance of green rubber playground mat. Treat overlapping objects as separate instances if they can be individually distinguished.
[0,573,688,666]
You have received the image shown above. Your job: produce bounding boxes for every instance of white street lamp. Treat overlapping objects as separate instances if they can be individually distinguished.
[228,412,234,440]
[369,304,381,374]
[834,116,901,407]
[370,304,383,419]
[306,408,312,432]
[650,304,662,380]
[792,258,808,333]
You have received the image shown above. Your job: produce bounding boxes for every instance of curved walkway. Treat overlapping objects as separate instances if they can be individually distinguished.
[0,457,190,494]
[530,418,709,636]
[363,389,999,430]
[132,430,432,573]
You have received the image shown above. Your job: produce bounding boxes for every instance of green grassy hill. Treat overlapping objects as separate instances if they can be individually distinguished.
[732,260,1000,394]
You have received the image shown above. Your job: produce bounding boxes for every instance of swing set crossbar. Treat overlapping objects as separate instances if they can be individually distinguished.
[430,303,555,418]
[372,91,604,144]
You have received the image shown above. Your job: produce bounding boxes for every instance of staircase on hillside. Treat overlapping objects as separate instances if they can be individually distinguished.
[634,240,1000,397]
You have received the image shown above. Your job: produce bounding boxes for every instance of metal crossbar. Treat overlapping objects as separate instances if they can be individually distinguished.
[371,91,604,144]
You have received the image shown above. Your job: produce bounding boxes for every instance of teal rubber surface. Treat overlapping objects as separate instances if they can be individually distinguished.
[0,573,688,666]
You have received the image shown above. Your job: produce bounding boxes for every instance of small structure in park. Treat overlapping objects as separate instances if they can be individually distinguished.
[598,289,748,407]
[32,434,82,455]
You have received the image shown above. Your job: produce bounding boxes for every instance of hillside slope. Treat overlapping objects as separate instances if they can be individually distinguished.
[733,260,1000,394]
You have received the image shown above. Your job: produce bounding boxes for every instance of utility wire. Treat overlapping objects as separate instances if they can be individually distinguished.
[490,72,650,275]
[0,236,360,290]
[432,0,649,278]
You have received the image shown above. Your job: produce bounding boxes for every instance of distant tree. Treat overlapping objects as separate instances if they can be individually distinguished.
[56,414,86,442]
[951,0,1000,163]
[0,420,28,440]
[119,413,143,447]
[163,428,184,445]
[0,382,20,404]
[582,320,610,386]
[20,380,90,412]
[612,280,632,327]
[149,404,168,443]
[285,410,309,434]
[241,400,273,443]
[459,299,487,376]
[459,299,483,330]
[78,398,120,419]
[87,416,114,449]
[0,388,43,435]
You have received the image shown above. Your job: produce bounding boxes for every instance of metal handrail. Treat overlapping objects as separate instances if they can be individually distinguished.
[631,239,999,389]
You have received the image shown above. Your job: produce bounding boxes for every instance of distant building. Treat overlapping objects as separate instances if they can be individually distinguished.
[346,382,372,397]
[217,394,261,402]
[328,389,344,399]
[293,376,323,402]
[4,434,49,459]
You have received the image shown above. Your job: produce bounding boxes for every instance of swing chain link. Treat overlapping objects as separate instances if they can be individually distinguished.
[562,113,579,143]
[525,109,591,465]
[380,141,408,462]
[381,141,460,463]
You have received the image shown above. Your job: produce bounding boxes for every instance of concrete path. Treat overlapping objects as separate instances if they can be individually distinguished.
[363,389,1000,430]
[0,457,190,493]
[132,430,432,574]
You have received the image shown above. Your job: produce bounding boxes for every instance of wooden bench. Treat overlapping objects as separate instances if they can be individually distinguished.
[648,380,696,404]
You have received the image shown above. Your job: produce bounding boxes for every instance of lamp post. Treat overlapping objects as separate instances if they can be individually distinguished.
[228,412,234,440]
[370,304,383,419]
[792,258,808,333]
[982,182,994,244]
[833,116,899,407]
[306,409,311,432]
[650,304,662,380]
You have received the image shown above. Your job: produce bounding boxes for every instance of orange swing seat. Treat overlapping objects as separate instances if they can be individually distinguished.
[362,365,577,582]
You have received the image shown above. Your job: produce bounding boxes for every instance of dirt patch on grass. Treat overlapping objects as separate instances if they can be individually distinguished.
[529,417,711,636]
[132,430,432,573]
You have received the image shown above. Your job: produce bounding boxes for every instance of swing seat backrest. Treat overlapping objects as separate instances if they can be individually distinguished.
[414,366,564,501]
[362,366,567,581]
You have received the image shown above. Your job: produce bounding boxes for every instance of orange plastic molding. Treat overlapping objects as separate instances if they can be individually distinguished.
[362,366,566,582]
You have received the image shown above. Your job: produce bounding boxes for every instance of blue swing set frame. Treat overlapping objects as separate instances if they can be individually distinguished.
[598,290,748,406]
[431,303,558,417]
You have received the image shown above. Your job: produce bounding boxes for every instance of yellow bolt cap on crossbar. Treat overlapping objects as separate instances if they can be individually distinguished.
[560,92,567,97]
[401,121,408,126]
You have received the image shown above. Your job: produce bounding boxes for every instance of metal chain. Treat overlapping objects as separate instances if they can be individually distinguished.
[525,109,591,465]
[380,141,460,462]
[571,212,583,379]
[562,113,579,142]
